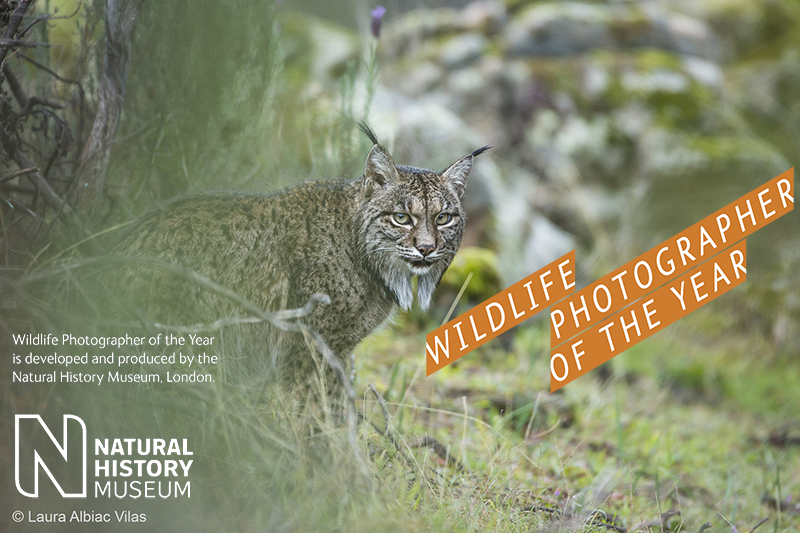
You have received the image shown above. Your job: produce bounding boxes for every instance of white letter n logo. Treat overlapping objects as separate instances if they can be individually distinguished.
[15,415,87,498]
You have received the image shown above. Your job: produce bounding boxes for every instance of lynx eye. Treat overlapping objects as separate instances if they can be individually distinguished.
[436,213,453,226]
[392,213,411,225]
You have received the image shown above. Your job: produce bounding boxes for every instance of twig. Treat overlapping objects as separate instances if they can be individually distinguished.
[2,63,28,108]
[408,435,468,473]
[19,54,83,86]
[18,253,372,484]
[632,508,681,531]
[0,194,41,220]
[588,520,627,533]
[0,0,32,67]
[5,147,78,221]
[153,295,331,334]
[762,493,800,514]
[1,183,37,194]
[586,513,628,533]
[746,518,769,533]
[0,38,57,49]
[0,167,39,183]
[19,2,83,37]
[22,96,65,111]
[521,504,628,532]
[521,504,562,515]
[368,383,391,438]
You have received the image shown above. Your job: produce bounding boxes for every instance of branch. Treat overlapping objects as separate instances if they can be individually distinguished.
[0,38,57,49]
[19,53,84,90]
[19,2,83,37]
[77,0,144,214]
[19,253,374,482]
[0,166,38,183]
[368,384,392,439]
[2,63,28,108]
[408,435,468,472]
[153,294,333,334]
[0,0,32,66]
[21,96,65,112]
[10,148,75,218]
[1,194,42,220]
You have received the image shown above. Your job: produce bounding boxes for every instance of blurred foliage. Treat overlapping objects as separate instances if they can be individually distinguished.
[101,1,376,227]
[103,0,280,215]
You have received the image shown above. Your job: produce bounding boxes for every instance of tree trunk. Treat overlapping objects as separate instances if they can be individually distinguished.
[77,0,143,215]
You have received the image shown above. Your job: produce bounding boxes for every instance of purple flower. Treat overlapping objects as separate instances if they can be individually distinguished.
[371,6,386,38]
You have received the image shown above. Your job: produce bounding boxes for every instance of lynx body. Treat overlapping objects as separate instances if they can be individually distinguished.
[115,126,488,379]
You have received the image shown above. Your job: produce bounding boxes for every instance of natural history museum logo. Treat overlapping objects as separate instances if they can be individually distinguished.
[14,414,193,500]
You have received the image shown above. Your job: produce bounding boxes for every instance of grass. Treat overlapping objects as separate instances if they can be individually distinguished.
[9,242,797,532]
[352,298,800,533]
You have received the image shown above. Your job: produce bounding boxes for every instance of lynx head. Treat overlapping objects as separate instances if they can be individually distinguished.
[355,122,490,311]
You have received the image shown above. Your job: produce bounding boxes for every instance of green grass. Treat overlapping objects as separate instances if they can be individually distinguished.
[352,298,800,532]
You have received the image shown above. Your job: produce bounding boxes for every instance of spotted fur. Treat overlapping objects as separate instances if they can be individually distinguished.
[114,128,489,378]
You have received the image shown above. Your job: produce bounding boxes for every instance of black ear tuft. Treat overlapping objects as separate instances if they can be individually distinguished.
[470,145,491,158]
[357,121,380,146]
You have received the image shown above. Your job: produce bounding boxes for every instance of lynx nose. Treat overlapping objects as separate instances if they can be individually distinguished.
[417,243,435,257]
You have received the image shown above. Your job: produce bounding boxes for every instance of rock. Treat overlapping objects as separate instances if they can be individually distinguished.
[582,62,611,100]
[621,69,689,94]
[393,61,446,97]
[612,103,655,139]
[381,8,465,61]
[493,170,578,284]
[505,2,613,57]
[681,56,724,89]
[437,32,489,69]
[438,247,504,304]
[503,1,719,60]
[661,12,719,59]
[663,0,797,59]
[527,112,634,188]
[462,0,507,35]
[442,56,506,122]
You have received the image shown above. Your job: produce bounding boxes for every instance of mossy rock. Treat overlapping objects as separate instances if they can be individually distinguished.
[380,8,466,61]
[600,50,718,129]
[439,247,504,304]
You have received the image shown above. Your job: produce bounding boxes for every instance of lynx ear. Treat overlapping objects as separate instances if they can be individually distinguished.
[364,144,399,194]
[442,145,490,199]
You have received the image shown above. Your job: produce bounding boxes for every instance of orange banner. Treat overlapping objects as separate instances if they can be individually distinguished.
[550,168,794,348]
[550,240,747,391]
[426,250,576,376]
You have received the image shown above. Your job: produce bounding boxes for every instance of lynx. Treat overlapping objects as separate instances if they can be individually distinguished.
[113,124,489,381]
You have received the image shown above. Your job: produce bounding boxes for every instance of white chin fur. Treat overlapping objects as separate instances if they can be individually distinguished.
[382,264,414,310]
[382,260,443,312]
[409,264,433,276]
